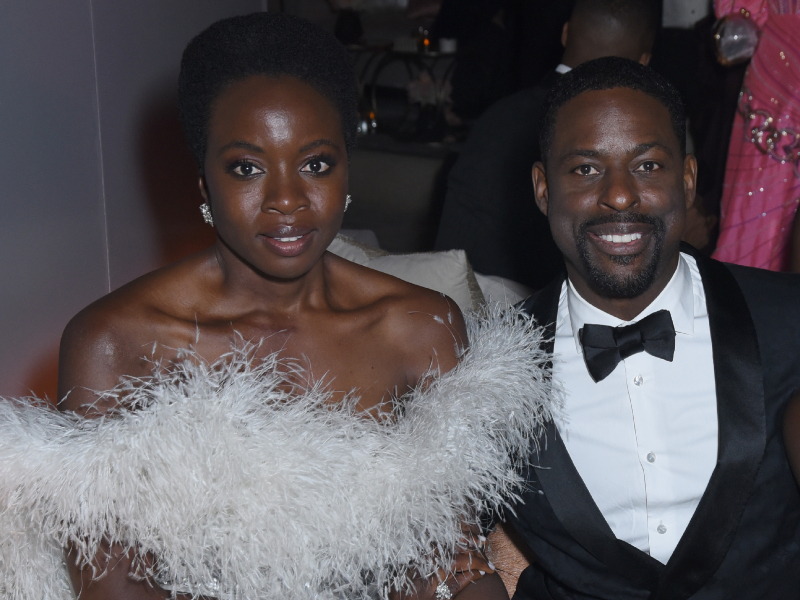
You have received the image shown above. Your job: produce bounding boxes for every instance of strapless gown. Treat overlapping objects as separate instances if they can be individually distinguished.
[0,305,557,600]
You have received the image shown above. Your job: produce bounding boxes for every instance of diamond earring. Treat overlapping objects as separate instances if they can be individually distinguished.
[344,194,352,212]
[199,202,214,226]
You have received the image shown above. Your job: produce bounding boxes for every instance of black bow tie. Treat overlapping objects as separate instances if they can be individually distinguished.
[579,309,676,382]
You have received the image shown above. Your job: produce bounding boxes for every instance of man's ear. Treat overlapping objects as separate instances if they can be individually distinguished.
[638,51,652,66]
[683,154,698,210]
[532,161,550,216]
[198,175,209,202]
[561,22,569,48]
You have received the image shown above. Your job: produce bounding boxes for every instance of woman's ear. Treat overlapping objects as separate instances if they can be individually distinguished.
[198,176,209,201]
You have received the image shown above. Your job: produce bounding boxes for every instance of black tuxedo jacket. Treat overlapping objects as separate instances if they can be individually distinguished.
[508,247,800,599]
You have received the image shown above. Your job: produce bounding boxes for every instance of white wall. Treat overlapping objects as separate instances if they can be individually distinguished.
[0,0,263,399]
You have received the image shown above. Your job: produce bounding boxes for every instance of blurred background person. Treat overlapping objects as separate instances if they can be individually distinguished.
[434,0,659,291]
[711,0,800,271]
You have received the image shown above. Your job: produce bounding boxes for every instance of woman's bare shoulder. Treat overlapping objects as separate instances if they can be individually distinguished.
[57,251,217,413]
[326,253,468,380]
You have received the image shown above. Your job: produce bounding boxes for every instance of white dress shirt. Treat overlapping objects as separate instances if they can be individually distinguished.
[552,254,718,564]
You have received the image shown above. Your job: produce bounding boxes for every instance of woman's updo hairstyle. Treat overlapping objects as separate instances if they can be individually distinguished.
[178,12,358,171]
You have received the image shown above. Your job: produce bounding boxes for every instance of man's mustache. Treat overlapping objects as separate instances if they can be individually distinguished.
[579,213,664,231]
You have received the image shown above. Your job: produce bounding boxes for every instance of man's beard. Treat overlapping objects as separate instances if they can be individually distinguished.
[576,213,666,299]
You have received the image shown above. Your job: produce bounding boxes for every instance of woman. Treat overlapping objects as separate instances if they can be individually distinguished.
[0,13,554,600]
[712,0,800,271]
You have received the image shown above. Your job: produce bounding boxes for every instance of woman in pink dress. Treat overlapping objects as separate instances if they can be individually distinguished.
[712,0,800,271]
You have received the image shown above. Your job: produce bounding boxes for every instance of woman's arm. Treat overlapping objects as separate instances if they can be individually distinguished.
[66,544,173,600]
[58,311,196,600]
[391,296,508,600]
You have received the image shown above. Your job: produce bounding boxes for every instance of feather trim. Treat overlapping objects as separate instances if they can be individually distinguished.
[0,305,557,600]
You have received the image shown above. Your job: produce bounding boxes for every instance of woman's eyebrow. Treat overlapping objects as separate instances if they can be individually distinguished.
[217,140,264,155]
[299,138,340,153]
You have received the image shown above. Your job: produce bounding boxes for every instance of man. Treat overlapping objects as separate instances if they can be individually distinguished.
[503,57,800,599]
[434,0,658,290]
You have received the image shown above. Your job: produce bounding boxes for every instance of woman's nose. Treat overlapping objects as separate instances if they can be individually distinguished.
[260,172,308,214]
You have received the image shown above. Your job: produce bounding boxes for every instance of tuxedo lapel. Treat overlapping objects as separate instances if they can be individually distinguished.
[650,248,766,600]
[521,279,664,591]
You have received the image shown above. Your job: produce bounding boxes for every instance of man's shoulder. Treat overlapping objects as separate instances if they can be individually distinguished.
[723,262,800,299]
[703,258,800,317]
[726,264,800,334]
[685,248,800,310]
[699,258,800,364]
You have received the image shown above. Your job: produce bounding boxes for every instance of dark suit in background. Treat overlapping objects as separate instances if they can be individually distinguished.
[434,71,564,290]
[508,246,800,599]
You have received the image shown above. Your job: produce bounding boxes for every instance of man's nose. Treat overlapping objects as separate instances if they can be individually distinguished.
[599,170,639,212]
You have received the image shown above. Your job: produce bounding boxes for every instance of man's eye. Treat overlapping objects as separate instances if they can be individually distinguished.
[231,162,262,177]
[575,164,599,176]
[635,161,660,173]
[301,158,331,174]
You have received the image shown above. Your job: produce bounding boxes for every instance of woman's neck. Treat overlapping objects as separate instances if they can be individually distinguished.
[210,241,331,316]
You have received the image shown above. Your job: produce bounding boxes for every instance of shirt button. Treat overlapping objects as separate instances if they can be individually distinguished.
[633,374,643,386]
[647,452,656,463]
[657,524,667,534]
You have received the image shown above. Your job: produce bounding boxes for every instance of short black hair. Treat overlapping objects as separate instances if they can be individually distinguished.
[178,13,358,171]
[539,57,686,164]
[571,0,661,49]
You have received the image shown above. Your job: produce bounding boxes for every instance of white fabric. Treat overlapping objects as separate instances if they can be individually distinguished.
[327,235,479,312]
[0,306,556,600]
[663,0,711,28]
[474,272,533,309]
[553,253,718,564]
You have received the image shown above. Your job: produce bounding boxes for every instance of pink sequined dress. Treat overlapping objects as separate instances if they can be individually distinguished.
[712,0,800,270]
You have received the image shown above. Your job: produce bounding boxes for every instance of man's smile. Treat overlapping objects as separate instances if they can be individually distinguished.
[583,219,656,257]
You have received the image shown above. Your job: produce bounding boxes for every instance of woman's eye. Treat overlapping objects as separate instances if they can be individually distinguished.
[230,162,263,177]
[575,164,600,176]
[635,161,660,173]
[301,158,331,174]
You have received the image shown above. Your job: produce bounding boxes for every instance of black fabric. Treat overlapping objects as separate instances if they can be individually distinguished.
[579,310,676,382]
[434,71,564,290]
[509,247,800,599]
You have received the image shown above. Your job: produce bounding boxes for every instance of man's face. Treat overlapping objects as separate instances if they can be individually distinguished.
[533,87,696,314]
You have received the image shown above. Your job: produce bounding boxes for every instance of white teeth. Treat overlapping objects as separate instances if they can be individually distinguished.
[276,236,302,242]
[599,232,642,243]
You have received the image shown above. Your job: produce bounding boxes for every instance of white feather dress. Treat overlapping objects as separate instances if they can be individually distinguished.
[0,306,556,600]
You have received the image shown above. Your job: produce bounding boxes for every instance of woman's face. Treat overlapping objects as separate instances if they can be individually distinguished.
[201,75,349,281]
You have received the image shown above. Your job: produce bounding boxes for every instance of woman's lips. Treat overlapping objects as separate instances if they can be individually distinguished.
[259,226,315,257]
